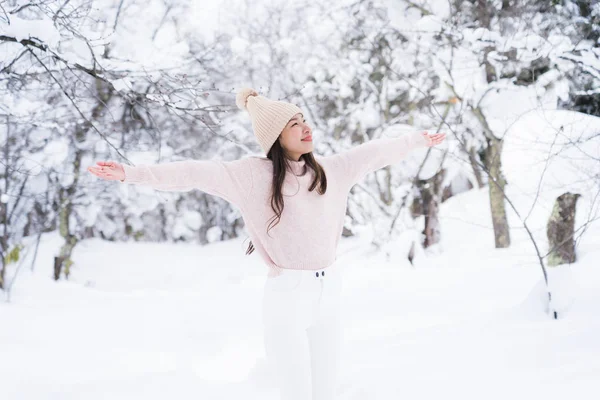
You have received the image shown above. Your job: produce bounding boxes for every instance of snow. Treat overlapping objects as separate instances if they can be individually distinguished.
[503,110,600,223]
[230,37,250,55]
[0,15,61,48]
[110,78,134,93]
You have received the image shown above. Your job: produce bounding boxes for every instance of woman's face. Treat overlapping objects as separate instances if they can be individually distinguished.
[278,113,313,160]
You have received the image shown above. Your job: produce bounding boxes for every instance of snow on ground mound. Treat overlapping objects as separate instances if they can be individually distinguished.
[503,109,600,232]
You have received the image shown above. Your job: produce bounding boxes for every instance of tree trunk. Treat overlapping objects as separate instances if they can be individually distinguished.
[416,168,446,248]
[53,255,65,281]
[547,192,581,266]
[468,147,485,189]
[486,137,511,248]
[0,253,5,290]
[57,151,82,280]
[56,79,112,280]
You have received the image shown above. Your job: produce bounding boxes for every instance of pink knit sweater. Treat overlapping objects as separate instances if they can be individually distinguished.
[120,131,428,277]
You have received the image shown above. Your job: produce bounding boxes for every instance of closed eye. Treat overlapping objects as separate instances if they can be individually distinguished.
[292,119,307,126]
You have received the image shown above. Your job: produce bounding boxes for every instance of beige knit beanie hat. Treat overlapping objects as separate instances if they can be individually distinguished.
[236,88,304,155]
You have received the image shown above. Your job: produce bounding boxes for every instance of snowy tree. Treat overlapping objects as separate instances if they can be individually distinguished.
[0,0,254,284]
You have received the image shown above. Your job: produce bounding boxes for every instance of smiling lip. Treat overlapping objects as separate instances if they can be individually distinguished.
[302,136,312,142]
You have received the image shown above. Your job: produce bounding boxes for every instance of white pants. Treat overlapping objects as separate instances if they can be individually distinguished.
[262,261,344,400]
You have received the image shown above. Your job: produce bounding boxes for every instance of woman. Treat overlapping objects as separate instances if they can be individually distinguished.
[88,88,446,400]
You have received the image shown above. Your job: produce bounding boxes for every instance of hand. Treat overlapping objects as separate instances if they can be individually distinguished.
[422,131,446,147]
[87,161,125,181]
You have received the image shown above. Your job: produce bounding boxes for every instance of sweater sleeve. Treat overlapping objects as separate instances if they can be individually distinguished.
[330,130,428,189]
[119,157,254,208]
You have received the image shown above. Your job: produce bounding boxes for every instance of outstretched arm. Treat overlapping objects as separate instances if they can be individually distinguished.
[330,130,445,189]
[88,158,254,208]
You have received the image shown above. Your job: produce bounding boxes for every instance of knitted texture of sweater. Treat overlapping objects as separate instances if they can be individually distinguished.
[120,131,428,277]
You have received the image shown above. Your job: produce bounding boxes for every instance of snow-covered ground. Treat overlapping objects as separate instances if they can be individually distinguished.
[2,183,599,400]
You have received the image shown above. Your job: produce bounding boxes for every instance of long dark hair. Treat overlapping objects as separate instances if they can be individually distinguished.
[245,137,328,255]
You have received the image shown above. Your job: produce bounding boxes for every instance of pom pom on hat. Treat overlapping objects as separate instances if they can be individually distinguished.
[236,88,259,110]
